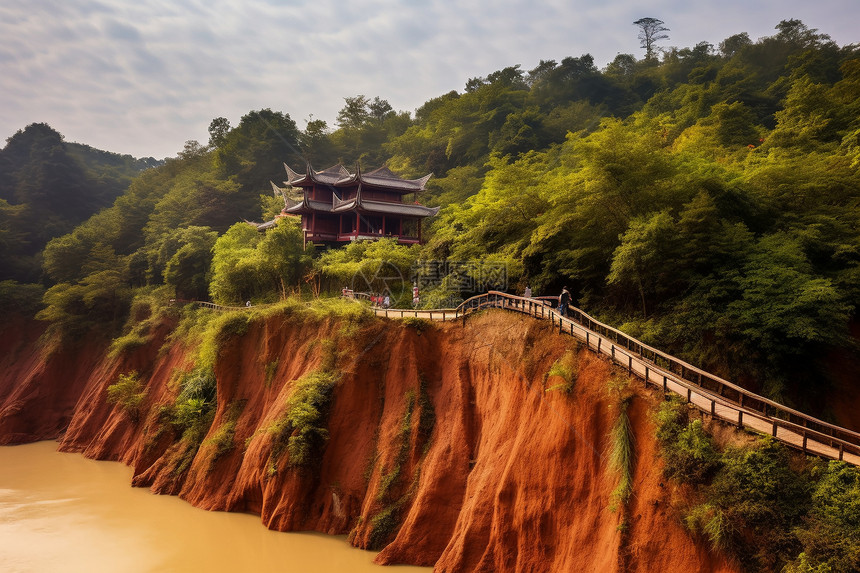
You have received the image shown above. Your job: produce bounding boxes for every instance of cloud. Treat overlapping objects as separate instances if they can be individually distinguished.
[1,0,858,158]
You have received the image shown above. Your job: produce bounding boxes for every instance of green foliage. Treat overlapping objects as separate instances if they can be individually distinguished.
[365,384,434,550]
[36,269,132,348]
[608,397,636,504]
[203,400,246,469]
[0,280,44,316]
[783,554,834,573]
[106,371,147,422]
[416,374,436,445]
[656,398,860,571]
[266,340,340,473]
[158,366,218,475]
[399,316,432,333]
[789,462,860,573]
[314,238,417,304]
[0,123,141,283]
[108,286,175,358]
[706,439,810,566]
[159,226,218,300]
[544,350,579,393]
[196,311,251,372]
[264,359,279,387]
[685,503,732,552]
[266,369,339,471]
[654,397,720,484]
[171,368,217,431]
[209,219,309,305]
[368,504,400,551]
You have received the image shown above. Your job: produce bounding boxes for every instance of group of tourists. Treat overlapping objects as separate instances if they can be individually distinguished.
[370,293,391,308]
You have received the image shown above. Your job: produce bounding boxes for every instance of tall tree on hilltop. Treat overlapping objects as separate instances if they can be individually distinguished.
[634,17,670,60]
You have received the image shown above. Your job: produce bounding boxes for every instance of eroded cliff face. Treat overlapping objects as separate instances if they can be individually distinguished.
[0,310,738,572]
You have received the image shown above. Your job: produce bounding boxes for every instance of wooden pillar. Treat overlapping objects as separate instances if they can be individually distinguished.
[355,211,360,237]
[382,216,386,235]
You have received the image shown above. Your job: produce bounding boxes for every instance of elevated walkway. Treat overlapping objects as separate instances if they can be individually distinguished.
[354,291,860,466]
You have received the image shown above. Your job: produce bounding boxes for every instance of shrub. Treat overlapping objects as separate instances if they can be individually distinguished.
[654,397,720,484]
[108,287,175,358]
[204,400,246,469]
[790,461,860,572]
[267,366,340,473]
[368,504,400,550]
[106,371,147,422]
[685,503,732,552]
[400,316,432,333]
[161,367,218,475]
[264,359,279,387]
[692,438,810,570]
[0,280,44,316]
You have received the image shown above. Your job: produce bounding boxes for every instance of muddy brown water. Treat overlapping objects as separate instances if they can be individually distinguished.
[0,441,429,572]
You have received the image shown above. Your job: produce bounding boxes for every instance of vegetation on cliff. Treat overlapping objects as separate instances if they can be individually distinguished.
[656,396,860,572]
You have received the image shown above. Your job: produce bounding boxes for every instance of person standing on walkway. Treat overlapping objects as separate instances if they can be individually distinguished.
[524,285,532,299]
[558,286,571,317]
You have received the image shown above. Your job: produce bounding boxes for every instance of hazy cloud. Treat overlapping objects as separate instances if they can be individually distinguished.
[1,0,857,158]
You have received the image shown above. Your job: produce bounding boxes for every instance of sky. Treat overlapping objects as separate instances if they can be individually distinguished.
[1,0,858,159]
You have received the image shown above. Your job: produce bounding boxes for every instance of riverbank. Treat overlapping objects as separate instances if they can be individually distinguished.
[0,441,428,572]
[0,306,737,571]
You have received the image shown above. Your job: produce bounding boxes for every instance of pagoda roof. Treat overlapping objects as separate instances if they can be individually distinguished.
[284,163,351,187]
[331,184,440,217]
[283,194,333,214]
[354,200,440,217]
[283,163,432,193]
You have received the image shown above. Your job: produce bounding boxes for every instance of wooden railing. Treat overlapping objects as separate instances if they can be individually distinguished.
[351,291,860,465]
[170,299,254,312]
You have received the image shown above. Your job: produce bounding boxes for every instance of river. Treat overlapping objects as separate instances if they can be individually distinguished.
[0,441,430,573]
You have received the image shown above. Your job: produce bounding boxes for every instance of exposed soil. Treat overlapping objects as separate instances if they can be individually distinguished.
[0,310,739,572]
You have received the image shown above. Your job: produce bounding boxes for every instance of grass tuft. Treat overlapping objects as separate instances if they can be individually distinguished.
[544,350,579,393]
[608,396,635,504]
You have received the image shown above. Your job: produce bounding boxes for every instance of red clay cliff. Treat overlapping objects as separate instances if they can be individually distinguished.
[0,309,739,572]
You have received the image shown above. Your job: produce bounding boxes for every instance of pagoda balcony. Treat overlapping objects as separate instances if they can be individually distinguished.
[339,232,421,244]
[302,230,420,245]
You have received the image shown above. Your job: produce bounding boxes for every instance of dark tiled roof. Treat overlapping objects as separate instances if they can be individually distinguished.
[360,166,432,191]
[284,163,351,186]
[283,163,431,192]
[284,197,333,214]
[357,200,440,217]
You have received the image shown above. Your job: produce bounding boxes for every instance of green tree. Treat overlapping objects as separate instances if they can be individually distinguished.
[633,18,670,60]
[162,226,218,300]
[207,117,231,149]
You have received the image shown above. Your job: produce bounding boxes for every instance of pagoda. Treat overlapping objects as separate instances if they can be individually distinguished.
[268,163,439,246]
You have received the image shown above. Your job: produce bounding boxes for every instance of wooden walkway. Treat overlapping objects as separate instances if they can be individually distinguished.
[355,291,860,466]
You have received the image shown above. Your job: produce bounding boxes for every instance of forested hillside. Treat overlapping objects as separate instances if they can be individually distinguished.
[0,123,159,284]
[3,18,859,409]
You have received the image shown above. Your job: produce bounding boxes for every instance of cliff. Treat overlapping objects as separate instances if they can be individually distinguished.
[0,308,739,572]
